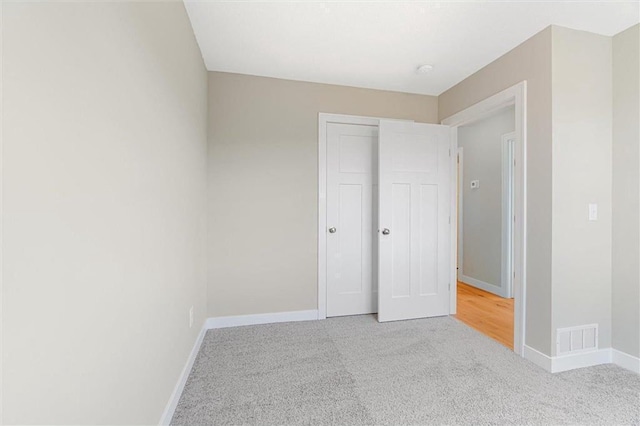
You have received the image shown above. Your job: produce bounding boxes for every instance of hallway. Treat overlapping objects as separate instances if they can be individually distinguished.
[455,281,514,349]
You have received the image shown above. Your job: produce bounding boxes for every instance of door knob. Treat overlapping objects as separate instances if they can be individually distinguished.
[382,228,390,235]
[328,227,337,233]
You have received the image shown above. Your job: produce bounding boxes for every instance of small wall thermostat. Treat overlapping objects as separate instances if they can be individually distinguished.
[470,180,480,189]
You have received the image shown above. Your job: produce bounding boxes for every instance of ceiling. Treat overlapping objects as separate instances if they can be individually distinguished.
[184,1,639,96]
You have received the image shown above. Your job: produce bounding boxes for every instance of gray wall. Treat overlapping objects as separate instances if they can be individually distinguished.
[458,106,515,290]
[207,72,438,317]
[438,27,553,355]
[2,2,208,424]
[551,26,613,354]
[612,23,640,358]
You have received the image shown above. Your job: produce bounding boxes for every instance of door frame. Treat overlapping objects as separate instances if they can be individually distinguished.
[317,113,412,320]
[441,81,527,356]
[456,147,464,291]
[501,131,516,299]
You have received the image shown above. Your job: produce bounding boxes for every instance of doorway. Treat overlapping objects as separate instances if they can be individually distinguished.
[442,81,527,356]
[454,106,516,349]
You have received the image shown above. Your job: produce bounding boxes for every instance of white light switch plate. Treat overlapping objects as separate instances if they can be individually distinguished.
[588,203,598,221]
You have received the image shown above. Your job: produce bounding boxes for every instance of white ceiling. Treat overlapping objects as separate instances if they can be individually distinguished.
[184,1,639,96]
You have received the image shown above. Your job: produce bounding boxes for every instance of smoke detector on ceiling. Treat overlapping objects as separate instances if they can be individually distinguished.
[416,64,434,74]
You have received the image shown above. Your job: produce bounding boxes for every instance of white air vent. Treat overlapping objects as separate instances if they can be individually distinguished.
[557,324,598,355]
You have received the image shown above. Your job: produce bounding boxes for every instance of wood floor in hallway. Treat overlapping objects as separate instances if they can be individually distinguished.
[455,281,514,350]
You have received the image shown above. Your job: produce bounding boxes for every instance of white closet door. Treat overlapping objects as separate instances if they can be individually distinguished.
[326,123,378,317]
[378,121,450,322]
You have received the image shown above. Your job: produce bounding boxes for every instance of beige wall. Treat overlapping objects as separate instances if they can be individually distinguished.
[458,106,515,291]
[612,24,640,358]
[440,25,622,357]
[207,72,438,317]
[2,2,208,424]
[438,28,553,355]
[551,26,613,355]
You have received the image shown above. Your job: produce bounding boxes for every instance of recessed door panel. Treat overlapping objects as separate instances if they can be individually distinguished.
[391,183,411,298]
[419,184,438,296]
[339,135,374,174]
[392,133,438,174]
[338,184,363,294]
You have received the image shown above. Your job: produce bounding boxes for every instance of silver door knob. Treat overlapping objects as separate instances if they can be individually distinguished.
[328,227,337,233]
[382,228,390,235]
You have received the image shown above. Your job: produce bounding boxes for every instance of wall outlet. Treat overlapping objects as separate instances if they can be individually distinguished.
[588,203,598,221]
[189,306,194,328]
[470,180,480,189]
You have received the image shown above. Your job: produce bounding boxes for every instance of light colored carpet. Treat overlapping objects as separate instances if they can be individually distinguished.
[171,315,640,425]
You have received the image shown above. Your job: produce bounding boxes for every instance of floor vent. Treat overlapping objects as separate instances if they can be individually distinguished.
[557,324,598,355]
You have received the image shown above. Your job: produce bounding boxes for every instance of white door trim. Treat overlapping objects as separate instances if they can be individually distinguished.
[318,113,412,320]
[501,132,516,299]
[456,147,464,305]
[441,81,527,356]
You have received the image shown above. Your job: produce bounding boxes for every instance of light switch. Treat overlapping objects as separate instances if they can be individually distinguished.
[588,203,598,221]
[470,180,480,189]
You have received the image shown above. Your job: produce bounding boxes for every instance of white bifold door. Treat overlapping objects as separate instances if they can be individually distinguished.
[377,121,451,322]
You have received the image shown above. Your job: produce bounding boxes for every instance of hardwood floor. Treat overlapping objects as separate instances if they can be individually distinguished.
[454,281,514,350]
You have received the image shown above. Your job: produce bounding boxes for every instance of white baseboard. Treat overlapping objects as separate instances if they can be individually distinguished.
[612,349,640,374]
[523,345,552,372]
[552,348,611,373]
[158,324,207,426]
[524,345,615,373]
[459,275,506,298]
[206,309,319,329]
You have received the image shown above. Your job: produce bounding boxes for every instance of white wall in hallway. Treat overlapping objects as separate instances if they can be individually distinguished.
[458,106,515,292]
